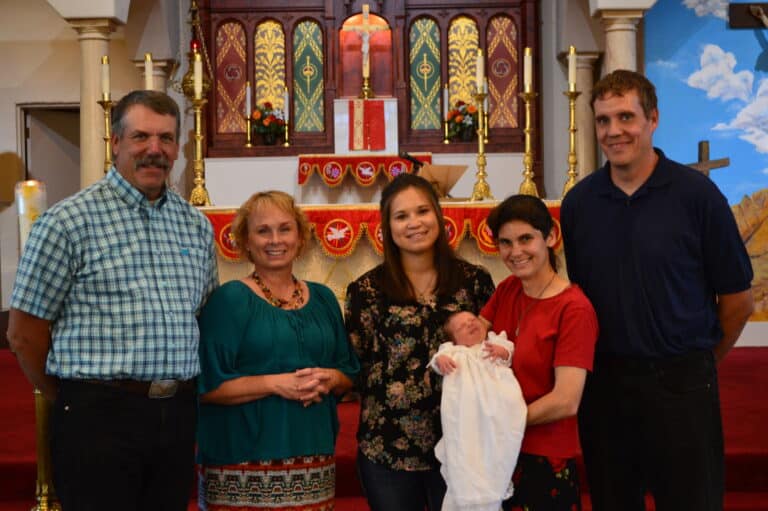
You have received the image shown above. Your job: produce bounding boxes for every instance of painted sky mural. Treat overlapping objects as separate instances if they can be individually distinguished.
[645,0,768,205]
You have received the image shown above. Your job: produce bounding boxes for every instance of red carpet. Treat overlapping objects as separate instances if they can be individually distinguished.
[2,348,767,510]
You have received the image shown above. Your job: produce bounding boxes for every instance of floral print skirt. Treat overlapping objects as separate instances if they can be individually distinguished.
[502,453,581,511]
[199,455,335,510]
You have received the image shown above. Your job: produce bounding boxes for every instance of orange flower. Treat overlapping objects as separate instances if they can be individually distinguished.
[251,110,262,120]
[466,105,478,114]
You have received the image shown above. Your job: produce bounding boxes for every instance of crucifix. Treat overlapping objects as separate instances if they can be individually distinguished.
[685,140,730,177]
[342,4,387,98]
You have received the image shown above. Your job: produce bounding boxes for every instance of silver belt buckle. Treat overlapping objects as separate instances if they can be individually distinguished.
[148,379,179,399]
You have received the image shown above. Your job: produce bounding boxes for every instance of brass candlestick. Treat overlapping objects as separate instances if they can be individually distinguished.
[283,122,290,147]
[360,76,373,99]
[470,92,493,201]
[562,87,581,197]
[244,115,253,148]
[443,120,450,144]
[32,388,60,511]
[518,89,539,197]
[189,98,211,206]
[483,108,489,144]
[97,97,113,173]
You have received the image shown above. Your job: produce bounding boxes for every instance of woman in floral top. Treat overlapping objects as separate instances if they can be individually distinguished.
[345,174,495,511]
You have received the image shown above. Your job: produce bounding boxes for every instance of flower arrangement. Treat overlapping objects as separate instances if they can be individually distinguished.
[251,101,286,136]
[446,100,479,140]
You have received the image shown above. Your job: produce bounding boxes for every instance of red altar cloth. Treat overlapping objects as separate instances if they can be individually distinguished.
[297,153,432,187]
[204,203,561,261]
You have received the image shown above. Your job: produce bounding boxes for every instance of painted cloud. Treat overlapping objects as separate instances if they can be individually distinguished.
[683,0,728,20]
[687,44,753,102]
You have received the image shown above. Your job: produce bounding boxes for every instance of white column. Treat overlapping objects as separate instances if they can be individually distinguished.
[69,19,117,188]
[576,52,601,177]
[599,10,642,73]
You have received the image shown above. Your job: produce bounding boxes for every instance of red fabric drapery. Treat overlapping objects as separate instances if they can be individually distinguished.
[297,153,432,187]
[204,203,561,261]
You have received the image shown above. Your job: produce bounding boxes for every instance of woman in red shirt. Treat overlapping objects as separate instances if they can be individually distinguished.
[480,195,598,511]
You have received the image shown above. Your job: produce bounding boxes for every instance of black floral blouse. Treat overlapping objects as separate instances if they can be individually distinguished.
[344,261,495,471]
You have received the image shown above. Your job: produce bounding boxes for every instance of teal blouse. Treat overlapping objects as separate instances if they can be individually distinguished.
[197,280,360,465]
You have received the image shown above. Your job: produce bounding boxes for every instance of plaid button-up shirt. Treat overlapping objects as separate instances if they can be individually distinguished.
[11,168,219,380]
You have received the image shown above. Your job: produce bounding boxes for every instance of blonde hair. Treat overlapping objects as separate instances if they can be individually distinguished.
[230,191,312,262]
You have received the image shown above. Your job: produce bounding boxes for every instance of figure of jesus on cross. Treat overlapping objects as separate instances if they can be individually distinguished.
[343,4,387,80]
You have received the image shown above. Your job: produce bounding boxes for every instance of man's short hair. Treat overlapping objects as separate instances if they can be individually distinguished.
[591,69,658,119]
[111,90,181,139]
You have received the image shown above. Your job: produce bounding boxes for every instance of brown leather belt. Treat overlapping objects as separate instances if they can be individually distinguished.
[79,378,196,399]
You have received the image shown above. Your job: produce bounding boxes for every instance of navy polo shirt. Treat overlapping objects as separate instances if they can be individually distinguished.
[561,149,753,358]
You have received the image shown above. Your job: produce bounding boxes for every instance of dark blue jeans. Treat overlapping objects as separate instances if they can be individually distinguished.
[578,350,724,511]
[356,450,446,511]
[51,379,197,511]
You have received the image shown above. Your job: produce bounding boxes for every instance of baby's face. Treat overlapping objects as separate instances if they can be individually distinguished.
[447,312,487,347]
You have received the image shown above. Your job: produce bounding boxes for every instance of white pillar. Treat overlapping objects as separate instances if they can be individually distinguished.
[68,19,117,188]
[576,52,601,177]
[599,11,642,73]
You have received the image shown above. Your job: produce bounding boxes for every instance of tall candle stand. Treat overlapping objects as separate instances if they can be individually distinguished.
[189,98,211,206]
[561,87,581,197]
[97,97,114,173]
[518,90,539,197]
[483,108,489,144]
[283,122,290,147]
[470,92,494,201]
[244,115,253,148]
[31,388,60,511]
[443,120,450,144]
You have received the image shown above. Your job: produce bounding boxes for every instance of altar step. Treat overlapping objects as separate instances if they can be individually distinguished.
[1,348,767,510]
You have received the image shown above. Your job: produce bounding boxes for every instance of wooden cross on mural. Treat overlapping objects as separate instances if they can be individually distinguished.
[342,4,387,80]
[686,141,730,177]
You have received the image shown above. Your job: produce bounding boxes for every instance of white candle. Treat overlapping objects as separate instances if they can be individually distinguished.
[283,89,290,123]
[193,52,202,100]
[144,53,154,91]
[15,180,47,251]
[443,84,449,119]
[523,47,532,92]
[568,45,577,90]
[245,81,252,116]
[476,49,484,90]
[100,55,110,100]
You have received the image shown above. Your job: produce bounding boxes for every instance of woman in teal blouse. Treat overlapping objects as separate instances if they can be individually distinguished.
[197,191,359,511]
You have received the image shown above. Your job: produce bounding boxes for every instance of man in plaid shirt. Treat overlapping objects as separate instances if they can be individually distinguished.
[7,90,219,511]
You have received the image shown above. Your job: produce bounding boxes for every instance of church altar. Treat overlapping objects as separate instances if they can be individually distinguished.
[202,202,563,300]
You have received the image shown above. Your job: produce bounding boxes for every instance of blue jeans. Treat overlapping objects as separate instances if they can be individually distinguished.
[356,450,446,511]
[578,350,724,511]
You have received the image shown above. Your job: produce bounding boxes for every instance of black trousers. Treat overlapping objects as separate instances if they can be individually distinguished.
[578,350,724,511]
[50,379,197,511]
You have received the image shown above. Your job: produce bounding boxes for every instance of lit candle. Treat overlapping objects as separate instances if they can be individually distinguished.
[283,89,290,123]
[193,51,202,100]
[523,47,532,92]
[443,84,449,119]
[476,49,484,90]
[101,55,110,100]
[245,81,251,117]
[144,53,154,91]
[568,45,577,91]
[15,180,47,251]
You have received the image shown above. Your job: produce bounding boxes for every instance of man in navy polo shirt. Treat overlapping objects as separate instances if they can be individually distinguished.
[561,70,753,511]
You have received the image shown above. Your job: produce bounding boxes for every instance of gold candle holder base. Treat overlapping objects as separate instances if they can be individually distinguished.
[360,77,374,99]
[244,116,253,148]
[31,388,60,511]
[97,97,114,174]
[470,92,494,202]
[189,97,211,207]
[518,90,539,197]
[561,89,581,198]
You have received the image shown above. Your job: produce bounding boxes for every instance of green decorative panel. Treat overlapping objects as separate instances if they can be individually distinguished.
[448,16,480,108]
[293,21,324,132]
[409,18,441,130]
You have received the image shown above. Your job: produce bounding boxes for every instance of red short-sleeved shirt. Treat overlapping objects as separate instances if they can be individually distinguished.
[481,275,598,458]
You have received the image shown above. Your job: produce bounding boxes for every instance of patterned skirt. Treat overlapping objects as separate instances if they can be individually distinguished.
[199,455,335,510]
